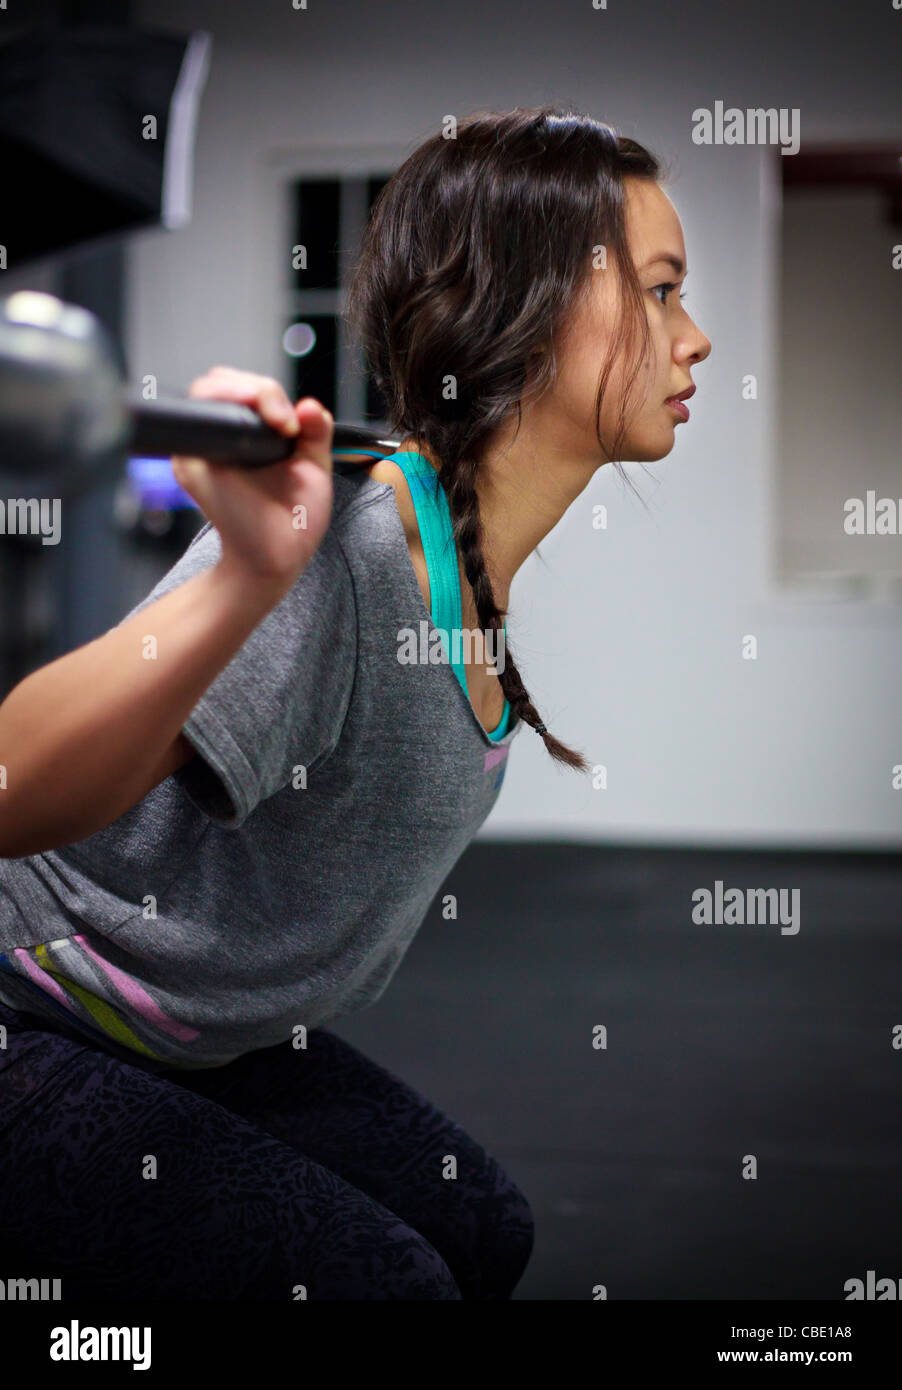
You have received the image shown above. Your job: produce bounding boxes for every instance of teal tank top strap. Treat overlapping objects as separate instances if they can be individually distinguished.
[386,452,511,742]
[387,451,462,652]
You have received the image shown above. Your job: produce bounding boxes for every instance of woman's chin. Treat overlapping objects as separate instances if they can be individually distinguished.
[625,432,677,463]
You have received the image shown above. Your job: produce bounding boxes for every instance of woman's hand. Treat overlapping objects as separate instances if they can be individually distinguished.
[171,366,335,592]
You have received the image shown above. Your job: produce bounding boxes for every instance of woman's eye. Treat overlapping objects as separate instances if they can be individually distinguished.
[652,282,688,305]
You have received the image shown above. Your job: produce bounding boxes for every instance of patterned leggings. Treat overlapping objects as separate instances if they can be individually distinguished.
[0,999,533,1300]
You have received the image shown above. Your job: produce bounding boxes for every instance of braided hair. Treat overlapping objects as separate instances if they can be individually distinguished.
[345,105,664,771]
[436,444,565,759]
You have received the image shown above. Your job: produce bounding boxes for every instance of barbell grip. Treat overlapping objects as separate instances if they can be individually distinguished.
[126,391,400,468]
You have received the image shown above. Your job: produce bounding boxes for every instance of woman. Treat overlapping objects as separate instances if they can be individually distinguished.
[0,105,710,1299]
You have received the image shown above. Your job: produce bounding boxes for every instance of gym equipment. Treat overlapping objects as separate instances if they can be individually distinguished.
[0,291,401,498]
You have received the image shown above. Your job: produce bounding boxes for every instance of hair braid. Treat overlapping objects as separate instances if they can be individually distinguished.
[439,454,590,772]
[345,103,664,773]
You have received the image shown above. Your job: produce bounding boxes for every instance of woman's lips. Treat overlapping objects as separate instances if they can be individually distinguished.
[664,397,690,422]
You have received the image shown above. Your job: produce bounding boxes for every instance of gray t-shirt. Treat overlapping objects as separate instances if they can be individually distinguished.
[0,469,521,1070]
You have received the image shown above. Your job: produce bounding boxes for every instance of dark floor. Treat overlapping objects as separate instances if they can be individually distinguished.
[331,842,902,1300]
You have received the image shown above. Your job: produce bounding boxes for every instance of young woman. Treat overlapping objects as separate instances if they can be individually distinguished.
[0,105,710,1300]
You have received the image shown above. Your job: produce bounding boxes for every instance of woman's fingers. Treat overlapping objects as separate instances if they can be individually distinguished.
[179,367,334,478]
[291,399,334,472]
[188,368,300,437]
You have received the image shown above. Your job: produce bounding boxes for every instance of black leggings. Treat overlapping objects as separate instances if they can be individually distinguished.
[0,999,533,1299]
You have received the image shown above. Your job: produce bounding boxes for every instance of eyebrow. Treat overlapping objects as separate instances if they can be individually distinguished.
[642,253,687,277]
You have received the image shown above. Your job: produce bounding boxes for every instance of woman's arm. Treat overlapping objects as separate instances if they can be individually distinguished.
[0,368,336,859]
[0,563,288,858]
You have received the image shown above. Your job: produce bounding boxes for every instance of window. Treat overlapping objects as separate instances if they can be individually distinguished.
[281,171,392,426]
[775,144,902,602]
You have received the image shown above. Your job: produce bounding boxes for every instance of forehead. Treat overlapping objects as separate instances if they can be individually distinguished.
[623,177,686,270]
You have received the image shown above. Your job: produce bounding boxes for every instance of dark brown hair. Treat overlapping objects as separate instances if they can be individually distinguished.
[345,105,664,771]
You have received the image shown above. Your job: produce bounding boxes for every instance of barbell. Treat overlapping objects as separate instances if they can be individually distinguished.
[0,290,400,499]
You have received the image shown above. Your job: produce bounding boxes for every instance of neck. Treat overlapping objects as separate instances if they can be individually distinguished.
[399,413,598,614]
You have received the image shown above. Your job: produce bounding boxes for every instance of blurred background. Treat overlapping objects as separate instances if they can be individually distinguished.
[1,0,900,1299]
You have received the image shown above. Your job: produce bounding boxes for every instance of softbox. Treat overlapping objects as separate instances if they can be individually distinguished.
[0,23,211,265]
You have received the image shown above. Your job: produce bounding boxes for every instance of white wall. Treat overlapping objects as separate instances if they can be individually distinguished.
[131,0,902,848]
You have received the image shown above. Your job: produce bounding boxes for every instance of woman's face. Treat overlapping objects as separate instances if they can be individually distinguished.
[550,176,712,465]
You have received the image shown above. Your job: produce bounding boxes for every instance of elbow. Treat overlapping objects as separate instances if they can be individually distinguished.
[0,797,41,859]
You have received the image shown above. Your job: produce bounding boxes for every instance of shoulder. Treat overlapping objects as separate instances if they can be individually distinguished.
[330,467,406,545]
[331,466,389,517]
[331,465,429,609]
[144,473,403,622]
[334,459,420,548]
